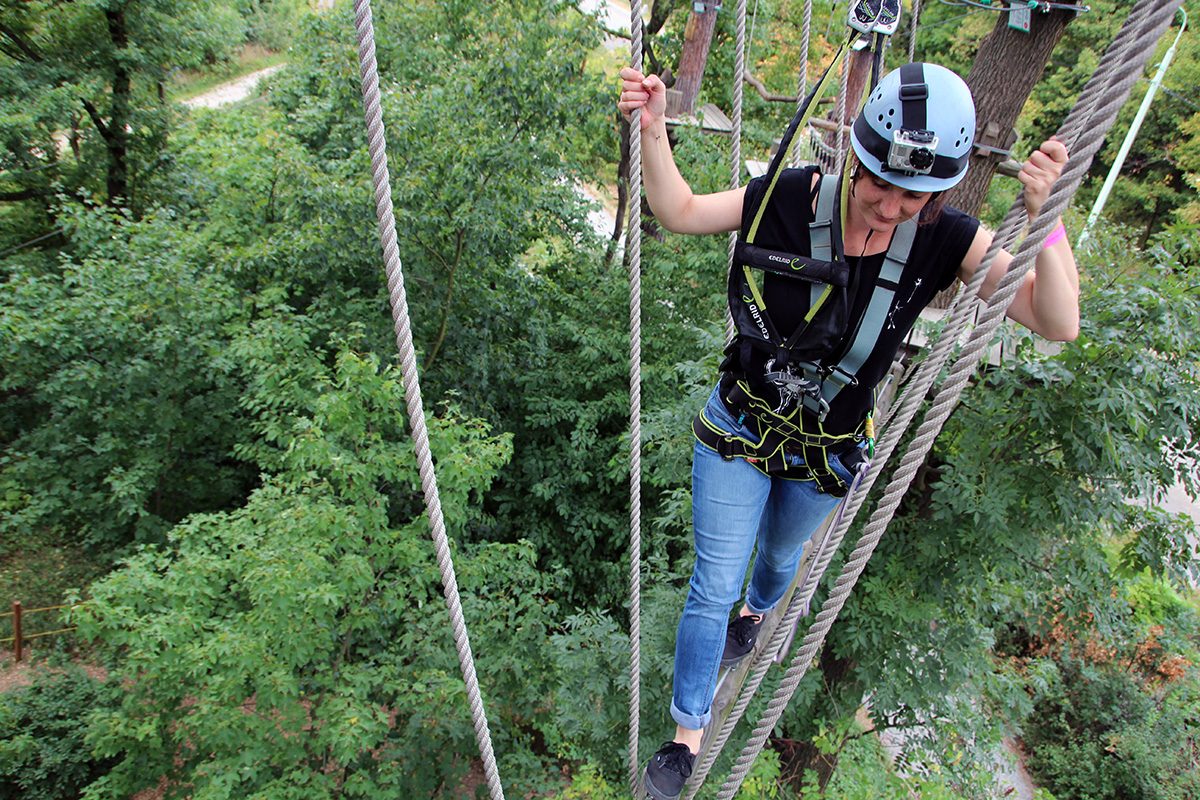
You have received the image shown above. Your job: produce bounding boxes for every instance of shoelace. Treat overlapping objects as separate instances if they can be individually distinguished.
[656,742,694,778]
[729,614,763,647]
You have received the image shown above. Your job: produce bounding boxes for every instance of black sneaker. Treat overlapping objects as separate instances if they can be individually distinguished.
[643,741,695,800]
[720,613,764,667]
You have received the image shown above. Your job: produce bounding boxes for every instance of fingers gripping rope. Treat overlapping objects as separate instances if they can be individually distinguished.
[350,3,506,799]
[714,2,1183,797]
[627,1,645,795]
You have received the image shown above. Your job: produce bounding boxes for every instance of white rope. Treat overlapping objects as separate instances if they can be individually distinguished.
[349,2,505,798]
[790,0,816,168]
[726,0,748,344]
[714,3,1182,796]
[834,50,851,173]
[627,1,645,795]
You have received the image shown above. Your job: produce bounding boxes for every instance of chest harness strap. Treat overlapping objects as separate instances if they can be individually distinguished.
[694,174,918,495]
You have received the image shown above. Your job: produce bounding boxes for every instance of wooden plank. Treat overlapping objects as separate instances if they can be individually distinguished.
[663,103,734,135]
[699,102,733,133]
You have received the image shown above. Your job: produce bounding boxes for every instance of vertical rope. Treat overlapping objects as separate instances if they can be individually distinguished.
[713,4,1182,797]
[627,1,645,794]
[748,0,763,64]
[834,52,850,173]
[726,0,748,343]
[349,3,504,799]
[799,0,814,101]
[791,0,815,168]
[909,0,921,62]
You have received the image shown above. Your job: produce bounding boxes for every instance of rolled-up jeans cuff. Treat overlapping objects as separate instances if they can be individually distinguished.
[670,700,711,731]
[744,598,772,616]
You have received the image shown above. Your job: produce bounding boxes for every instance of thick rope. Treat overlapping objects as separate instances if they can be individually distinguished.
[834,52,850,173]
[791,0,816,168]
[627,1,645,794]
[349,3,505,799]
[726,0,748,343]
[715,3,1182,796]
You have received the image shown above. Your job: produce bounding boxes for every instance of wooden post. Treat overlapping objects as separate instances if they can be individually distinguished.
[668,1,721,118]
[824,46,874,151]
[12,601,22,663]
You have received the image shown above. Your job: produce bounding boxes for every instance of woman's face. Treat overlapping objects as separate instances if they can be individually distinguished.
[851,170,933,232]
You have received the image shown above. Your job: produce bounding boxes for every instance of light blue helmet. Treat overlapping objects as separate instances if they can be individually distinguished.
[850,63,976,193]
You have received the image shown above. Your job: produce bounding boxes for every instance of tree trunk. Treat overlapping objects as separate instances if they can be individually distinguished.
[943,4,1080,217]
[104,7,131,206]
[824,47,874,152]
[649,0,683,36]
[669,2,720,117]
[927,3,1079,307]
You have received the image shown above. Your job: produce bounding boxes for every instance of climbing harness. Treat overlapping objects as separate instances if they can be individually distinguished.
[695,28,962,496]
[693,169,915,494]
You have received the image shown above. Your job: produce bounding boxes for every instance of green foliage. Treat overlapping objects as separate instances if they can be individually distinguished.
[0,0,251,221]
[72,347,532,799]
[0,204,254,550]
[795,733,970,800]
[0,667,121,800]
[235,0,311,51]
[553,762,624,800]
[1023,660,1200,800]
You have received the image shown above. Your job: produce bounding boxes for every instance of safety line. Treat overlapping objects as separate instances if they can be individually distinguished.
[627,1,645,795]
[350,3,505,798]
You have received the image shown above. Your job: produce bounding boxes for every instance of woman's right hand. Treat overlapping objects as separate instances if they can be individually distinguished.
[617,67,667,130]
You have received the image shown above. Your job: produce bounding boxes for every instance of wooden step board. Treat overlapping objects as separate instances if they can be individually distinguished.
[664,102,734,134]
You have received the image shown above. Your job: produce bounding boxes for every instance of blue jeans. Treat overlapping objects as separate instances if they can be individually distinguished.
[670,386,858,731]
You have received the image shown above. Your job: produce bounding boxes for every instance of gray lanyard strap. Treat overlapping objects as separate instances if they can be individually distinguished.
[803,216,917,419]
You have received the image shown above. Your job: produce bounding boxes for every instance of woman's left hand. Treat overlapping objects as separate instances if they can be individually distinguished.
[1020,137,1069,220]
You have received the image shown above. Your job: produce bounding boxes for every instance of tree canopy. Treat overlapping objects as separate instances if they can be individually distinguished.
[1,1,1198,798]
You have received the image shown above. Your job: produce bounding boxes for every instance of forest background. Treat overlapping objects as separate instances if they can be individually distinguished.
[0,1,1198,798]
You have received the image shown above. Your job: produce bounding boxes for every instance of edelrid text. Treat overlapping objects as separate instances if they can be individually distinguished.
[743,295,770,340]
[766,254,804,271]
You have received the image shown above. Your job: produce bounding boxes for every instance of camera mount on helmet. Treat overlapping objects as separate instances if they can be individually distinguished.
[888,129,939,175]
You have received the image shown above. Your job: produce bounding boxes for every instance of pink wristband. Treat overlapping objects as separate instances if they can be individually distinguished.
[1042,222,1067,249]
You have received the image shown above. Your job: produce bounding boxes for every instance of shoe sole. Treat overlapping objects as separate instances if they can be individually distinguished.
[720,649,752,668]
[642,766,682,800]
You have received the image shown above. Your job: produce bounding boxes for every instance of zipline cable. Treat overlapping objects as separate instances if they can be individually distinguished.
[909,0,921,61]
[349,2,505,799]
[714,3,1182,796]
[626,0,645,794]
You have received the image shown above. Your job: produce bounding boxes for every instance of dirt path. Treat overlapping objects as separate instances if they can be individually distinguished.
[181,64,286,109]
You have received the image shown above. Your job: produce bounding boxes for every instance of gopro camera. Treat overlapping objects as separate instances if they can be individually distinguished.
[887,129,938,175]
[847,0,901,35]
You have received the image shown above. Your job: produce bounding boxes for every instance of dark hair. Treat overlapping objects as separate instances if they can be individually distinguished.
[918,191,947,226]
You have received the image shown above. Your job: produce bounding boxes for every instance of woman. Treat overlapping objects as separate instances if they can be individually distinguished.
[618,61,1079,800]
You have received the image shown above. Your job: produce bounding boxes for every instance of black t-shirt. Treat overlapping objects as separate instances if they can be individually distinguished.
[722,166,980,435]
